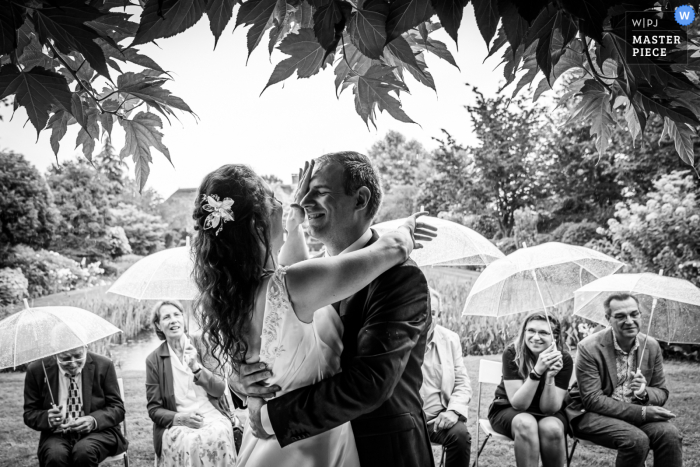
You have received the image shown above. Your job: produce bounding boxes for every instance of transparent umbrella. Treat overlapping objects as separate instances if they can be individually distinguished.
[0,300,122,403]
[462,242,623,333]
[108,237,198,301]
[373,216,504,267]
[574,272,700,369]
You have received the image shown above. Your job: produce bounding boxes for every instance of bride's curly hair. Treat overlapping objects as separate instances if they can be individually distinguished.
[192,164,273,368]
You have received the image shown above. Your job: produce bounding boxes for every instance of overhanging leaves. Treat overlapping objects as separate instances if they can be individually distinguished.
[661,117,696,166]
[264,28,334,91]
[561,0,606,42]
[206,0,237,47]
[0,3,24,55]
[0,65,74,136]
[348,64,414,128]
[236,0,278,58]
[472,0,499,46]
[32,0,112,79]
[566,79,615,155]
[119,111,172,192]
[348,0,389,59]
[75,107,100,161]
[313,0,351,53]
[429,0,469,44]
[46,110,73,157]
[385,0,434,43]
[132,0,206,46]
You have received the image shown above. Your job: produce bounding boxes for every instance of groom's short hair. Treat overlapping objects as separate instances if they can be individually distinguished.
[316,151,383,219]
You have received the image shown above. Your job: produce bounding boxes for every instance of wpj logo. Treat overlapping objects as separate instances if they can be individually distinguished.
[626,9,690,62]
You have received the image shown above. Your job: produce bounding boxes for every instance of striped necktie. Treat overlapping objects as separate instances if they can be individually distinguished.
[66,374,84,420]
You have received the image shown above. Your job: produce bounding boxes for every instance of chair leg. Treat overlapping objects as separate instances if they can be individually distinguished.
[567,438,579,467]
[439,446,446,467]
[124,454,129,467]
[471,434,491,467]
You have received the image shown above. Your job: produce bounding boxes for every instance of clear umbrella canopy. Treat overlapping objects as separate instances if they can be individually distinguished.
[574,273,700,344]
[372,216,504,267]
[462,242,624,317]
[0,304,122,369]
[108,238,198,301]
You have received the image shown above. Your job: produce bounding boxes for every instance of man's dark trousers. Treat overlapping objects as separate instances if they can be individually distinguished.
[39,430,119,467]
[428,420,472,467]
[573,412,682,467]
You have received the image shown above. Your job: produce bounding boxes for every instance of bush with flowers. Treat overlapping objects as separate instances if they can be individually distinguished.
[0,245,106,298]
[590,171,700,285]
[0,267,29,305]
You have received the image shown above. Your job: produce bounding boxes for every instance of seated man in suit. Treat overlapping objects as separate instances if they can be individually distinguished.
[421,289,472,467]
[23,345,128,467]
[566,294,682,467]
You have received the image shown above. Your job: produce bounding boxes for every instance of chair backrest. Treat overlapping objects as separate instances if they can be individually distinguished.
[478,359,503,385]
[116,377,127,438]
[475,359,503,425]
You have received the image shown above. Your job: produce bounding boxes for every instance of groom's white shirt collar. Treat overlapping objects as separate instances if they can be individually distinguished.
[323,228,372,257]
[260,227,373,436]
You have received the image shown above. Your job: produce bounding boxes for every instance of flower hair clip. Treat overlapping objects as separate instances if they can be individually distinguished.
[202,194,235,236]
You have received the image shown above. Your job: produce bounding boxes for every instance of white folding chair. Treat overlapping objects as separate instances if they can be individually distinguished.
[472,360,512,467]
[100,377,129,466]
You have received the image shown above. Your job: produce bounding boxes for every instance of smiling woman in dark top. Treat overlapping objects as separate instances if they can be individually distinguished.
[488,311,573,467]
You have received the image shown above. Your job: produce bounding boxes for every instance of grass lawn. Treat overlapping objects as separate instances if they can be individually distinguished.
[1,356,698,467]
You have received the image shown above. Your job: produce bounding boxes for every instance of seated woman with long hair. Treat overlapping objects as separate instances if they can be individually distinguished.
[145,300,236,467]
[487,312,573,467]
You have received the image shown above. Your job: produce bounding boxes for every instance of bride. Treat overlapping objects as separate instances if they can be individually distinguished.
[190,162,434,466]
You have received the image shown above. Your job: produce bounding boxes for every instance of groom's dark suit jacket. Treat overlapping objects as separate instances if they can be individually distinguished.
[268,230,434,467]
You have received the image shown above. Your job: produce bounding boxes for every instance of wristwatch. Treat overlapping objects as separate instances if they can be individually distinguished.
[634,390,649,404]
[529,370,542,381]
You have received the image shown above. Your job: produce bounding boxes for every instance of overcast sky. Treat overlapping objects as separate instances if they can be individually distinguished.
[0,7,541,199]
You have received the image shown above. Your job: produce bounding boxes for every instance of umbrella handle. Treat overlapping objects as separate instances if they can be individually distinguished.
[41,359,55,406]
[637,296,658,374]
[637,270,663,373]
[530,269,555,338]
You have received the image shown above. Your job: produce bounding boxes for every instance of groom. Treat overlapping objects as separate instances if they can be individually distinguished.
[232,151,434,466]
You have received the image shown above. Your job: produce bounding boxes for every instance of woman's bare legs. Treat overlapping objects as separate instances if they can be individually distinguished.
[538,416,567,467]
[511,413,540,467]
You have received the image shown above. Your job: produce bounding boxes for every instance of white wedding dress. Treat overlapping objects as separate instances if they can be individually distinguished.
[236,267,360,467]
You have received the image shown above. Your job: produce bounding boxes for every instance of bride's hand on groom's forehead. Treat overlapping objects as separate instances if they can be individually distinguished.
[293,160,315,206]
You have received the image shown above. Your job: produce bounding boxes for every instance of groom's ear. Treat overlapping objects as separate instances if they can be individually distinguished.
[355,186,371,213]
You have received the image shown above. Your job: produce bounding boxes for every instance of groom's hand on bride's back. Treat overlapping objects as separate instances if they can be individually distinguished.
[228,362,281,400]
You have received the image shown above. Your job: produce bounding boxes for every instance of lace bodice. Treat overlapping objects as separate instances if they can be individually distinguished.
[256,267,344,396]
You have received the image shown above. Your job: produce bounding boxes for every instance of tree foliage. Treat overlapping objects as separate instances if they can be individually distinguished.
[367,129,430,190]
[0,151,61,251]
[46,158,121,260]
[1,0,699,189]
[111,201,167,255]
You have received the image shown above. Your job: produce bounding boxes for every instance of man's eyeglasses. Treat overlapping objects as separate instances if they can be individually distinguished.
[57,356,86,365]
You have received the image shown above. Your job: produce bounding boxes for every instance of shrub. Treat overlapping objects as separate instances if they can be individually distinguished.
[111,203,168,255]
[1,245,105,298]
[0,268,28,305]
[0,151,61,251]
[561,221,601,246]
[106,225,132,258]
[600,170,700,285]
